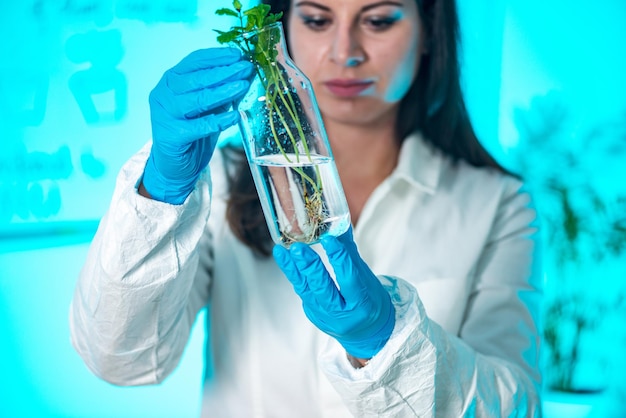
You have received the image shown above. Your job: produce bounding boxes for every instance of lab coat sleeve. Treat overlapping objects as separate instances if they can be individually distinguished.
[69,143,214,386]
[319,179,543,417]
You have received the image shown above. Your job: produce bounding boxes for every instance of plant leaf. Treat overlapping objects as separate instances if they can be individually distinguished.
[215,8,238,17]
[266,12,283,25]
[215,29,240,44]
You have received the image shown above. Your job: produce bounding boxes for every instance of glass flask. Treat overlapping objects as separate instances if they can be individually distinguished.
[235,22,350,246]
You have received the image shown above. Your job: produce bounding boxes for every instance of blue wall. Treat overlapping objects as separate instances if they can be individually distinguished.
[0,244,207,417]
[1,0,625,417]
[0,1,237,416]
[0,0,241,232]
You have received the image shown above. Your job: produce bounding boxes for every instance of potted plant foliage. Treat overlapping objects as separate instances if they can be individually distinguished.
[511,91,626,415]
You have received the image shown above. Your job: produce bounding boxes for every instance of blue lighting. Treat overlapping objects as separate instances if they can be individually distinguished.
[1,1,624,416]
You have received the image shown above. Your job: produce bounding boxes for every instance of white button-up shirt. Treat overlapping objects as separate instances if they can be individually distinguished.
[70,133,543,417]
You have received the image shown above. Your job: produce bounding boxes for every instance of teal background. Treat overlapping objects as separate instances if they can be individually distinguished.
[1,1,624,417]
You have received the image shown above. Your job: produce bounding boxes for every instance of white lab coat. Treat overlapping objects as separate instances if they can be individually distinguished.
[70,133,543,417]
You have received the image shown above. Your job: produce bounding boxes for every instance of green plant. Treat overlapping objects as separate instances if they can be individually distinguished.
[512,91,626,392]
[543,294,625,392]
[513,95,626,269]
[215,1,327,244]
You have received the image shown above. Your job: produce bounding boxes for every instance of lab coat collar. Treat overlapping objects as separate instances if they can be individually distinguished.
[391,132,442,195]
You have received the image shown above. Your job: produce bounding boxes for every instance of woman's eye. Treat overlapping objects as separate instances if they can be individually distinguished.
[364,16,397,31]
[302,16,331,31]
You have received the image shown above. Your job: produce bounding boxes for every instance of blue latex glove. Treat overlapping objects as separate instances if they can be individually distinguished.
[143,47,254,204]
[273,228,396,360]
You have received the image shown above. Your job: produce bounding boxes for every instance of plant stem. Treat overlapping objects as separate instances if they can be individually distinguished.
[260,54,320,192]
[226,12,328,242]
[262,50,323,191]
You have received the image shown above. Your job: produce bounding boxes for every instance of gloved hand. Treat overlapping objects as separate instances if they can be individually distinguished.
[143,47,254,204]
[273,228,396,360]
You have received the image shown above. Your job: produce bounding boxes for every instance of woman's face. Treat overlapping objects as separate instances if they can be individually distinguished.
[287,0,425,129]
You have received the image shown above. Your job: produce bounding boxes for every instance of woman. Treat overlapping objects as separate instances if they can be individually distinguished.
[70,0,543,416]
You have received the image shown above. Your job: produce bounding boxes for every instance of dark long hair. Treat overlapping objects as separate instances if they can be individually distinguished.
[223,0,510,256]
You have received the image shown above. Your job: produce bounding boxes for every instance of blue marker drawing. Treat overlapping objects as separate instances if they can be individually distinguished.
[66,29,127,125]
[115,0,198,23]
[60,0,115,27]
[0,145,73,223]
[27,181,62,219]
[0,185,14,223]
[0,71,49,127]
[80,148,106,179]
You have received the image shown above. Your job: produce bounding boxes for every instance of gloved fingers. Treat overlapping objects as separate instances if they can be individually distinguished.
[166,60,255,95]
[336,225,359,253]
[170,47,243,75]
[177,111,241,143]
[290,243,343,311]
[179,80,251,119]
[152,110,240,147]
[337,225,355,243]
[203,110,241,133]
[321,234,367,303]
[273,244,311,297]
[150,78,248,121]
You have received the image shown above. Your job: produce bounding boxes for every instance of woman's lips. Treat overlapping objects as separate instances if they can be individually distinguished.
[324,79,374,98]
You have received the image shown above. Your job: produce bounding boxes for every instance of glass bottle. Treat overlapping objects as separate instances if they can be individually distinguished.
[235,22,350,246]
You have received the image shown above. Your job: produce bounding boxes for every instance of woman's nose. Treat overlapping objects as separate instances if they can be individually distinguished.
[331,25,366,67]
